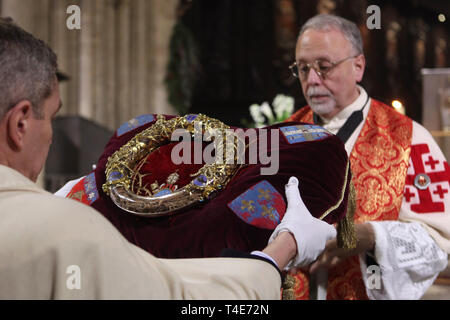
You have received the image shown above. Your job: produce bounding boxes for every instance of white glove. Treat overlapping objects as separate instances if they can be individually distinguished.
[269,176,337,269]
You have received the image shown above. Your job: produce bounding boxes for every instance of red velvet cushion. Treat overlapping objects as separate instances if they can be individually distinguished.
[133,142,205,193]
[85,115,351,258]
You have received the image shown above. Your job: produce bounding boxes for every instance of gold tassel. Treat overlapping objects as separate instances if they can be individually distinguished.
[281,274,296,300]
[281,165,356,299]
[337,178,357,250]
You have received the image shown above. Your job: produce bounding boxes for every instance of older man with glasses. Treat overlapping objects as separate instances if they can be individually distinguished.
[287,14,450,300]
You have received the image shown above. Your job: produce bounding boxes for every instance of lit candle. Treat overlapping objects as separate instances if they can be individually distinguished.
[392,100,405,115]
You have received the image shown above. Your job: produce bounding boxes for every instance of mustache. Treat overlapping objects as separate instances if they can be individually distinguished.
[306,87,332,98]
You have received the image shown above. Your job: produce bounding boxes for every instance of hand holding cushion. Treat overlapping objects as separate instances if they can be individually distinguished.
[269,177,337,269]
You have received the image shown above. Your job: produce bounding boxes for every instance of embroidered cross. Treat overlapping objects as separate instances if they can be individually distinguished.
[405,144,450,213]
[425,156,439,170]
[404,187,415,202]
[433,185,448,199]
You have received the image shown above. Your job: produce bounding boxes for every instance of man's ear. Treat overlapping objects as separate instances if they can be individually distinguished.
[353,54,366,83]
[6,100,33,151]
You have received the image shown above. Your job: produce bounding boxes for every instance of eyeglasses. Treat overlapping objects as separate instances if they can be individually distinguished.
[289,55,358,80]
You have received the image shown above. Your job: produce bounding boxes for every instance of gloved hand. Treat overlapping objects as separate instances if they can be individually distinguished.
[269,176,337,269]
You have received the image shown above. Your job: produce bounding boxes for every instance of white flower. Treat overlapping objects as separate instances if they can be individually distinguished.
[259,102,274,122]
[249,104,265,124]
[273,94,294,120]
[247,94,295,128]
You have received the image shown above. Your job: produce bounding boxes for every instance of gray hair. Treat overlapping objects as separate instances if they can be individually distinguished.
[299,14,364,56]
[0,17,58,119]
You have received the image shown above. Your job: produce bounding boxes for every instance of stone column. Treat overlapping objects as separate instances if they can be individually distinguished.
[147,0,178,115]
[47,0,81,117]
[130,0,149,118]
[95,0,117,129]
[1,0,179,187]
[78,0,96,120]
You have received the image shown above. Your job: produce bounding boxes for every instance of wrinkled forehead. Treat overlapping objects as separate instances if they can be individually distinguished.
[295,28,353,62]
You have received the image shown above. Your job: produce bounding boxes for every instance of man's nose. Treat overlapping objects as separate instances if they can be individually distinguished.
[305,68,322,85]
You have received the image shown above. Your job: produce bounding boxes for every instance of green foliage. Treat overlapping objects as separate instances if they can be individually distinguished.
[165,22,201,115]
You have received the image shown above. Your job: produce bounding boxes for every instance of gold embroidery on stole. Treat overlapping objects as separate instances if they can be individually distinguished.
[287,100,412,299]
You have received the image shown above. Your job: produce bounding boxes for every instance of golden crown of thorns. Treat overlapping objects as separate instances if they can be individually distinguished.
[102,114,244,217]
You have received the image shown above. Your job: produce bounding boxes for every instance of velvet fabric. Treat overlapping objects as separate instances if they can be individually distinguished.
[83,115,351,259]
[135,142,205,192]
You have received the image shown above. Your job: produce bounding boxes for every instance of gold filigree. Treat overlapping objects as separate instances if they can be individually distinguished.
[149,173,180,195]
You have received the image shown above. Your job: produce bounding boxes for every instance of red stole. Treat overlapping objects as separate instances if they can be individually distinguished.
[286,99,412,299]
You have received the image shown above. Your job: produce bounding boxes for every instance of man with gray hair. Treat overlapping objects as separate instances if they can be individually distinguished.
[0,17,336,299]
[288,14,450,300]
